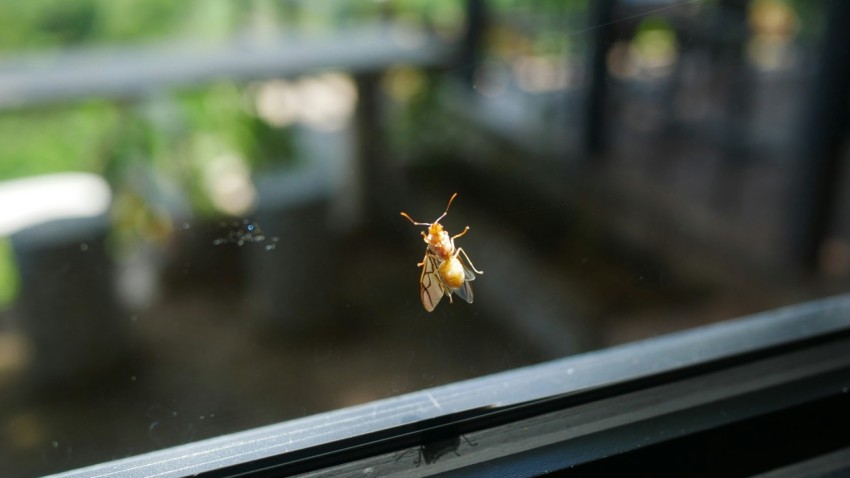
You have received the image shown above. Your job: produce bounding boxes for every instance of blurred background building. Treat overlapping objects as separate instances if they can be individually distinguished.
[0,0,849,475]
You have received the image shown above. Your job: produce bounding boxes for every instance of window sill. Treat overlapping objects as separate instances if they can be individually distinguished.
[51,294,850,477]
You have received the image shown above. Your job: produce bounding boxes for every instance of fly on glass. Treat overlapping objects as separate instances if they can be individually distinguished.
[401,193,483,312]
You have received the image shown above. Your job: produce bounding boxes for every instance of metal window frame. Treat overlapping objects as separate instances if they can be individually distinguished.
[0,27,452,110]
[49,294,850,477]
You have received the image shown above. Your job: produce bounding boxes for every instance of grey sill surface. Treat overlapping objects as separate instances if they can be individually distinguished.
[49,293,850,478]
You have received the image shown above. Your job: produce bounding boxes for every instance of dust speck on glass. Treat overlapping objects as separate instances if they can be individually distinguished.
[211,219,277,247]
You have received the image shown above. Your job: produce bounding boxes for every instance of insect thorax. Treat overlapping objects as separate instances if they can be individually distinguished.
[426,230,454,260]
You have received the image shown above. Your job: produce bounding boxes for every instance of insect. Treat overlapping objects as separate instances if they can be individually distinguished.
[400,193,483,312]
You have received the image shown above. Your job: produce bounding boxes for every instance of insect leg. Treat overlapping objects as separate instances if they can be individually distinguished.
[418,251,441,267]
[451,226,470,241]
[456,248,484,274]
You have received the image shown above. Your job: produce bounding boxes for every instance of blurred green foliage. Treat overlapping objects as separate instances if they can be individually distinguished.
[0,0,192,51]
[0,0,469,53]
[0,238,18,309]
[0,83,294,206]
[0,0,467,189]
[0,101,117,179]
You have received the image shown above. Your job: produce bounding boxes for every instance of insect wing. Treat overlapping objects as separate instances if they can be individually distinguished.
[452,252,476,303]
[462,263,476,281]
[459,252,477,281]
[420,255,445,312]
[451,278,474,304]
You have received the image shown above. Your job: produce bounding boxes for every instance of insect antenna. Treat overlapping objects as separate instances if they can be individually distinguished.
[432,192,458,224]
[400,193,459,226]
[400,211,429,226]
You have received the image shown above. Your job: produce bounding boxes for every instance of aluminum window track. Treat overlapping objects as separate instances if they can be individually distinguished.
[50,294,850,477]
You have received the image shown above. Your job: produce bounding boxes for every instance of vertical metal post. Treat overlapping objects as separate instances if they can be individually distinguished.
[789,0,850,270]
[584,0,616,164]
[353,73,401,227]
[459,0,487,89]
[713,0,753,211]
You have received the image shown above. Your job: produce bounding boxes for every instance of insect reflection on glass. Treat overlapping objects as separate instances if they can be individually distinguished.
[400,193,483,312]
[416,434,477,466]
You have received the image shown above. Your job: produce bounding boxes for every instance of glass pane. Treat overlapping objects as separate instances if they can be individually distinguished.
[0,0,841,476]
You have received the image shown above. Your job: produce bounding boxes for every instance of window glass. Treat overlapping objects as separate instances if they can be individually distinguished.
[0,1,840,476]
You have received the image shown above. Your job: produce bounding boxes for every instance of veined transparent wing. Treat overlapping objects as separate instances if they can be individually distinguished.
[462,263,476,281]
[459,251,477,282]
[452,250,476,303]
[420,254,446,312]
[451,278,474,304]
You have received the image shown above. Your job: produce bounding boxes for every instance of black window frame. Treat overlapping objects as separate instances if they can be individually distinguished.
[49,294,850,477]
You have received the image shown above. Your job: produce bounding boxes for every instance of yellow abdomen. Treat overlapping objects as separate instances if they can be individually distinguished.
[438,257,465,289]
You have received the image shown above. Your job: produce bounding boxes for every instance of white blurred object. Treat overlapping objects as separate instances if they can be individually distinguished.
[0,173,111,236]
